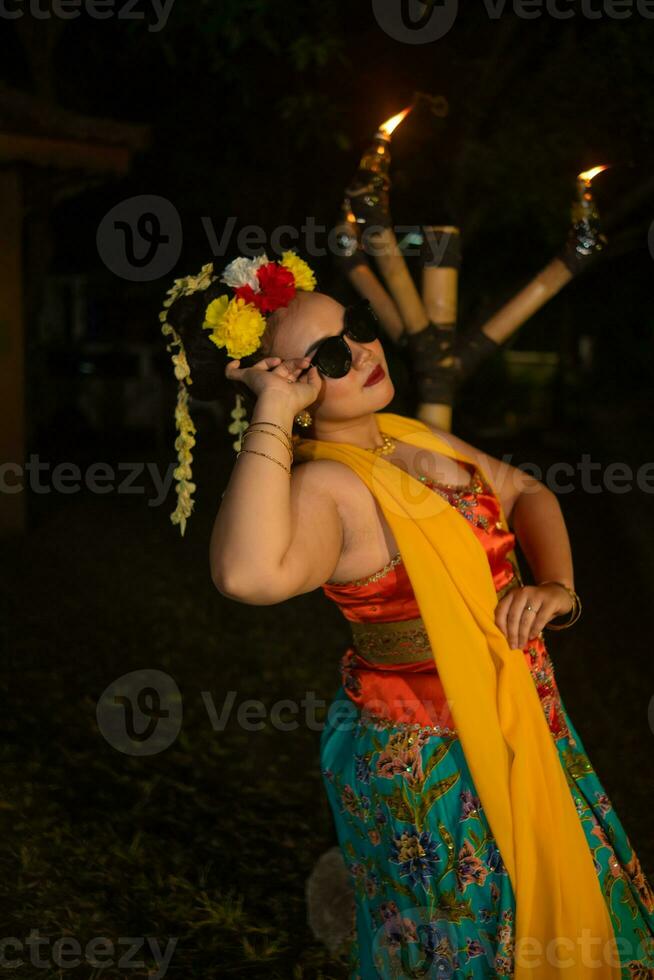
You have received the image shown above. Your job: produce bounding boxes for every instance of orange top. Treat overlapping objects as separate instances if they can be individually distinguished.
[322,460,520,622]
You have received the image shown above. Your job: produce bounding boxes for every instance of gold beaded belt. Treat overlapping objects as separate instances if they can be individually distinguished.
[349,616,434,664]
[349,566,524,665]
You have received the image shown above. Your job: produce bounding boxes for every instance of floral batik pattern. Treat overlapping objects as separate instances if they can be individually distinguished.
[319,458,654,978]
[321,683,654,979]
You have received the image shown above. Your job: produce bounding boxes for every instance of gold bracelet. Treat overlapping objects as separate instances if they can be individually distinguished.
[244,422,293,450]
[245,420,292,445]
[241,427,293,461]
[236,447,291,476]
[539,580,582,630]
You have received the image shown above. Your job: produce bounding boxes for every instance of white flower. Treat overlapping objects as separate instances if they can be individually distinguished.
[220,253,269,291]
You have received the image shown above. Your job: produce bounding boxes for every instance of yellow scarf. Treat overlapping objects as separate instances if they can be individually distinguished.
[294,411,620,978]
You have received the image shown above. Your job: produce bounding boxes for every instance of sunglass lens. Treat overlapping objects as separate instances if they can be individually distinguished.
[314,336,351,378]
[344,301,379,342]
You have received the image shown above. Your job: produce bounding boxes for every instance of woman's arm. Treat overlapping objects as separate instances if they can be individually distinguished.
[211,388,344,606]
[497,487,576,647]
[510,488,573,590]
[426,423,573,583]
[426,423,576,646]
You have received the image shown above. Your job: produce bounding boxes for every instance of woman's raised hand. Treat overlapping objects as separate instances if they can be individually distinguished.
[225,355,322,414]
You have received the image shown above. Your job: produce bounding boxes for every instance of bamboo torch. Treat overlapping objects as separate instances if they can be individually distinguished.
[346,108,429,335]
[332,205,405,344]
[454,165,609,382]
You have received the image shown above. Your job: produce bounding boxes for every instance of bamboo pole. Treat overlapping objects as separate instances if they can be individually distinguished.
[416,225,462,430]
[332,211,404,343]
[477,257,573,347]
[364,225,429,334]
[347,261,405,344]
[422,225,460,327]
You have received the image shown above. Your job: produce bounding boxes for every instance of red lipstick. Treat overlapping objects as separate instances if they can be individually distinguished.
[364,364,385,387]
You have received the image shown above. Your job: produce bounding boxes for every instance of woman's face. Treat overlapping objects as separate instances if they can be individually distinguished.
[270,292,394,423]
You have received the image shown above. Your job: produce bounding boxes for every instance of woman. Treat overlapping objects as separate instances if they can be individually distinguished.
[162,256,654,979]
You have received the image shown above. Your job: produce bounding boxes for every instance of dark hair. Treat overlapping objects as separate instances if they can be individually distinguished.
[164,269,285,420]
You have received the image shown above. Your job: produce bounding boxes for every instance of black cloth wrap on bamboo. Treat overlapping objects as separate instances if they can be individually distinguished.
[346,171,392,229]
[420,227,462,269]
[405,323,500,404]
[557,232,607,275]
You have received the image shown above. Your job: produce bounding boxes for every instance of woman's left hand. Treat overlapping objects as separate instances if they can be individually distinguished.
[494,584,574,650]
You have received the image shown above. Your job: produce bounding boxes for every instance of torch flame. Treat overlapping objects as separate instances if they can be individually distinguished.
[379,106,412,137]
[578,165,608,183]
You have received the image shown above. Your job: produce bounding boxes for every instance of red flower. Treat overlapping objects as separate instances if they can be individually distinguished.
[233,262,297,313]
[233,284,261,308]
[256,262,296,312]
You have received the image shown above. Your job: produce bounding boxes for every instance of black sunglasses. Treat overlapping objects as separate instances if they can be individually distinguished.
[297,300,380,379]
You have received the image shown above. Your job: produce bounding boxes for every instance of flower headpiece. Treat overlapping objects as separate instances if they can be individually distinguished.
[159,251,317,535]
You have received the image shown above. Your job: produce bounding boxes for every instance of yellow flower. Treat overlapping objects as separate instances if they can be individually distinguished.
[203,294,230,329]
[175,434,195,454]
[172,350,190,381]
[174,462,193,481]
[281,251,316,292]
[203,296,266,359]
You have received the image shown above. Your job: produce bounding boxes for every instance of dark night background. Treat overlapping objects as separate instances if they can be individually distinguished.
[1,2,653,977]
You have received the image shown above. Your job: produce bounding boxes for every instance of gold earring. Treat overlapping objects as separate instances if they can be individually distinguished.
[294,409,313,427]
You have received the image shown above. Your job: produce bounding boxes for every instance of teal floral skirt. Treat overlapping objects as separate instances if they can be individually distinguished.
[320,679,654,979]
